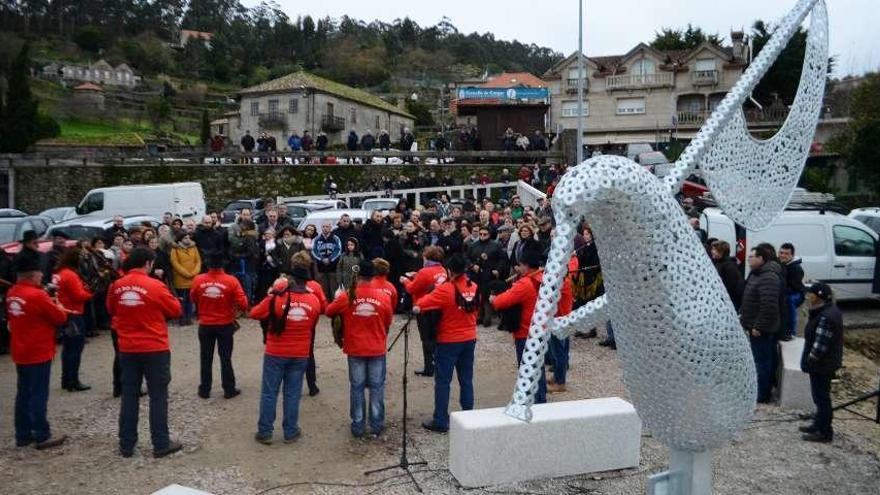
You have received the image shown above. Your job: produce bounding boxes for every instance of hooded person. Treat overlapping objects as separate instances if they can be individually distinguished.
[336,237,362,291]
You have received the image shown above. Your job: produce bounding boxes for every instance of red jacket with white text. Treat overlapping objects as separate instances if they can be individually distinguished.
[326,284,393,357]
[415,275,478,344]
[7,279,69,365]
[190,269,249,325]
[107,270,183,353]
[249,290,322,358]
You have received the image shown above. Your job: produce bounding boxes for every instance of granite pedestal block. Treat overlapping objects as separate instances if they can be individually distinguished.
[152,485,213,495]
[449,397,641,487]
[779,337,814,412]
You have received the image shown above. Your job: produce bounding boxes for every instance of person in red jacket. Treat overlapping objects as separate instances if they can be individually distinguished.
[52,248,93,392]
[545,254,575,393]
[291,250,326,397]
[191,254,249,400]
[248,265,321,444]
[107,248,183,459]
[326,259,393,438]
[412,253,478,433]
[8,256,69,450]
[369,258,398,313]
[490,245,572,404]
[401,246,447,377]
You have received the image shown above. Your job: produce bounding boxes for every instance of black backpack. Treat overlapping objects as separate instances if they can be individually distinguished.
[496,276,538,333]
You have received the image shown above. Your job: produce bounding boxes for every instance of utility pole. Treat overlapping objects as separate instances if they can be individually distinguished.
[576,0,585,165]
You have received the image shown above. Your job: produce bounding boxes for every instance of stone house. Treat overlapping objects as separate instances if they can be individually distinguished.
[542,32,780,150]
[230,71,415,149]
[42,59,141,88]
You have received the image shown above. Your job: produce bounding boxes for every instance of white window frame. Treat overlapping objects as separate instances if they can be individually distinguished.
[616,97,646,115]
[561,100,589,117]
[632,58,656,75]
[695,58,717,72]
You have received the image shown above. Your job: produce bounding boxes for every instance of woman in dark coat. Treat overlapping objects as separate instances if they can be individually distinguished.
[711,240,744,309]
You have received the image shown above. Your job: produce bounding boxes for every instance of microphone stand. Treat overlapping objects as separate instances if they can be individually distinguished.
[364,313,428,492]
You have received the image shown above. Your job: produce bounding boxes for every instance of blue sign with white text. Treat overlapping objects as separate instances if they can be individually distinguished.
[457,87,549,100]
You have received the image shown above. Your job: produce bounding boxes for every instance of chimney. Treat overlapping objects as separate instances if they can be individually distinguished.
[730,31,745,60]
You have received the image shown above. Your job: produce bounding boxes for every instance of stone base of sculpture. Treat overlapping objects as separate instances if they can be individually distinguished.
[151,485,213,495]
[780,337,815,412]
[449,398,641,487]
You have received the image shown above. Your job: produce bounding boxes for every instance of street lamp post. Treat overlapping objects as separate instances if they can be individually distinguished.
[576,0,585,165]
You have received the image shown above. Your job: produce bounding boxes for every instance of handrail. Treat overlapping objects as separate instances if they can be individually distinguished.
[276,181,519,208]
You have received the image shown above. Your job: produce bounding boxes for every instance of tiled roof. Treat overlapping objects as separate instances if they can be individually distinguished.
[480,72,546,88]
[239,71,414,119]
[73,82,103,91]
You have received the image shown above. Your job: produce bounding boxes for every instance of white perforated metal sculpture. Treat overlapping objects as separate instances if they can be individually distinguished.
[505,0,828,489]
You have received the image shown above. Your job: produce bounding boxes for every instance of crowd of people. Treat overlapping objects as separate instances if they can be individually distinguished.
[0,181,844,456]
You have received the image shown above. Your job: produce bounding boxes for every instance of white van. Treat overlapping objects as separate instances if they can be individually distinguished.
[297,209,371,232]
[701,207,879,301]
[75,183,206,220]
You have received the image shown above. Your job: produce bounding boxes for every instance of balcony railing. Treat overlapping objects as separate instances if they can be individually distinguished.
[321,114,346,133]
[691,70,719,86]
[258,112,287,129]
[606,72,673,90]
[565,78,589,94]
[676,107,791,127]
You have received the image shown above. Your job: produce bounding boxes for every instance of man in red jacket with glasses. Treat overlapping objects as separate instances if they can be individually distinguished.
[108,248,183,458]
[191,253,249,400]
[7,256,69,450]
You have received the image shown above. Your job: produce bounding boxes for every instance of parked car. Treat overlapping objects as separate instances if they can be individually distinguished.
[282,202,334,227]
[297,208,371,232]
[46,214,161,241]
[220,198,266,226]
[0,215,58,255]
[848,207,880,235]
[360,198,399,213]
[305,199,348,209]
[75,182,205,220]
[38,206,78,223]
[0,208,28,217]
[702,207,879,301]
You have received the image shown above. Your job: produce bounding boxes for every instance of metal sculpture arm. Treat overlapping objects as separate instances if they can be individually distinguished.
[550,295,608,340]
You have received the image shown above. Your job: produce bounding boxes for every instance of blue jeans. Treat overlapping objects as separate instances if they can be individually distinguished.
[750,333,777,402]
[235,270,257,304]
[348,356,386,435]
[786,292,804,338]
[60,315,86,387]
[433,340,476,429]
[258,355,308,440]
[15,360,52,444]
[176,288,193,322]
[606,320,615,341]
[515,339,546,404]
[119,351,171,451]
[549,335,570,385]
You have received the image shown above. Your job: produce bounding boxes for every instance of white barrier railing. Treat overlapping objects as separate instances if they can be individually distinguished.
[277,181,521,208]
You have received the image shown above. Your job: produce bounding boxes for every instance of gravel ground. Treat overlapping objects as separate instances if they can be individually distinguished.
[0,317,878,495]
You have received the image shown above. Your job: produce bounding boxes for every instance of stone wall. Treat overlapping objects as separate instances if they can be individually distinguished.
[10,163,514,213]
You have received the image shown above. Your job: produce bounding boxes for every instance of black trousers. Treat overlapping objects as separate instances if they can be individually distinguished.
[119,351,171,451]
[416,313,436,374]
[198,324,236,395]
[306,324,318,393]
[111,330,121,394]
[810,372,834,436]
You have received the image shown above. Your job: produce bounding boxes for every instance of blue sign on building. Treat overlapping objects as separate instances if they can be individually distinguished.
[457,87,549,101]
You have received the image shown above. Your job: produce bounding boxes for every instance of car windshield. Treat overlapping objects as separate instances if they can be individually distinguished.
[364,200,397,211]
[225,201,253,211]
[0,223,18,243]
[287,205,309,219]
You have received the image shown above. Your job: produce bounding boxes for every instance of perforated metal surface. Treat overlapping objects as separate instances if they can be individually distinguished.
[505,0,828,454]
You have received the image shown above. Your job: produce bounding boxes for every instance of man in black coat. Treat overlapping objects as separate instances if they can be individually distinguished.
[740,245,783,403]
[799,282,843,443]
[332,214,360,248]
[779,242,806,341]
[466,226,508,327]
[240,130,255,152]
[192,215,227,271]
[711,240,744,309]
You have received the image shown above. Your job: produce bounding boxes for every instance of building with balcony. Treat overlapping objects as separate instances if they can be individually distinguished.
[230,71,415,149]
[544,31,765,151]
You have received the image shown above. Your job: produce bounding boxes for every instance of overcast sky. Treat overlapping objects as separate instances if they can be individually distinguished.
[250,0,876,77]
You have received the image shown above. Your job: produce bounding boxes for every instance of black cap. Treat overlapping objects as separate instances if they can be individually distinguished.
[22,230,38,243]
[290,265,312,281]
[808,282,833,301]
[15,255,42,274]
[208,252,226,269]
[52,230,71,240]
[356,259,375,278]
[445,253,468,274]
[519,241,545,268]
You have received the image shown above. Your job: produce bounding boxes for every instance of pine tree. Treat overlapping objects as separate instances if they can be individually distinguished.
[200,109,211,146]
[0,43,38,153]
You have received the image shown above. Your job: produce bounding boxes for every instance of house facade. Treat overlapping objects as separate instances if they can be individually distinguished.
[231,71,415,149]
[42,59,141,88]
[543,32,775,150]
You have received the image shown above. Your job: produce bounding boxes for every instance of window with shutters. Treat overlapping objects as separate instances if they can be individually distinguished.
[616,97,646,115]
